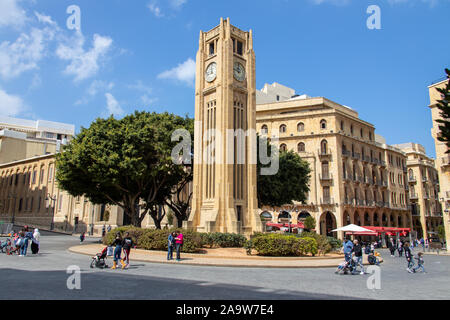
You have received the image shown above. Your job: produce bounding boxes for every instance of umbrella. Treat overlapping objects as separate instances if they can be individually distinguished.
[332,224,377,233]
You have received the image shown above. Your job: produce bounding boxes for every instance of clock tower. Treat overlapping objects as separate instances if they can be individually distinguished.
[185,18,262,235]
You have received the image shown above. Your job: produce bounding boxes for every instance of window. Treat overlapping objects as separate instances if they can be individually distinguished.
[32,169,37,184]
[279,124,287,133]
[320,140,328,154]
[58,195,63,212]
[297,122,304,132]
[209,42,215,55]
[236,40,243,55]
[298,142,305,152]
[30,197,34,211]
[369,132,372,141]
[360,128,363,138]
[276,95,280,101]
[48,164,53,182]
[261,125,268,134]
[350,125,353,135]
[340,121,344,131]
[40,167,45,184]
[280,144,287,152]
[18,198,23,212]
[320,119,327,130]
[46,132,54,139]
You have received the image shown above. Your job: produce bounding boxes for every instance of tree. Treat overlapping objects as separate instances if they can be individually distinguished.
[56,111,193,228]
[257,137,311,208]
[304,216,316,231]
[435,68,450,153]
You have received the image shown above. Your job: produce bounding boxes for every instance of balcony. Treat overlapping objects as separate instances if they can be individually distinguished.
[343,198,354,205]
[354,175,363,184]
[376,201,384,208]
[441,156,450,167]
[362,155,370,163]
[320,198,335,205]
[363,176,372,185]
[319,148,332,158]
[422,176,428,183]
[409,193,418,200]
[351,152,361,161]
[355,199,365,207]
[319,173,333,182]
[343,174,353,182]
[342,150,351,158]
[408,176,417,184]
[371,158,379,165]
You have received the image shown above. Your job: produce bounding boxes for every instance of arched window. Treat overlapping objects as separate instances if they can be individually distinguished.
[261,124,268,134]
[260,211,272,221]
[320,140,328,154]
[280,144,287,152]
[320,119,327,130]
[279,124,287,133]
[408,169,414,179]
[297,142,305,152]
[350,124,354,135]
[297,122,304,132]
[340,120,344,131]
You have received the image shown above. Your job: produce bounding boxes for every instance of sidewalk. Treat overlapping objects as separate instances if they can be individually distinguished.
[69,244,382,268]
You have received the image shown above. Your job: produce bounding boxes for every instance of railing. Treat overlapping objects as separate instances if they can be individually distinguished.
[352,152,361,160]
[364,177,372,185]
[380,181,388,188]
[362,155,370,163]
[408,176,417,183]
[320,198,335,205]
[376,201,384,207]
[343,174,353,181]
[422,176,428,182]
[379,160,386,167]
[319,173,333,181]
[342,150,351,157]
[442,156,450,167]
[371,158,379,165]
[319,149,332,157]
[409,194,418,200]
[354,175,363,183]
[343,198,354,205]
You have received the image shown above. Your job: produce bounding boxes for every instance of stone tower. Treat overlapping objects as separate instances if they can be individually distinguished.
[185,18,262,235]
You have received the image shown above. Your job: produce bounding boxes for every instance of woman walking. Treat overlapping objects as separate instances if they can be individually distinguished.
[397,240,403,257]
[110,232,126,270]
[31,228,40,254]
[404,242,415,273]
[175,231,184,262]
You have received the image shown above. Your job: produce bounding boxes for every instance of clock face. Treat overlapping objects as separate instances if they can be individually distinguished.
[205,62,217,83]
[233,62,246,82]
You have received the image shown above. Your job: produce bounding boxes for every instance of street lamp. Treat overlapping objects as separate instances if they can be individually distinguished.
[45,194,56,230]
[7,193,17,225]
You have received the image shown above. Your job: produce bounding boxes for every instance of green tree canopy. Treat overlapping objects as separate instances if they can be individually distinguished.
[435,68,450,153]
[257,137,311,208]
[56,111,193,227]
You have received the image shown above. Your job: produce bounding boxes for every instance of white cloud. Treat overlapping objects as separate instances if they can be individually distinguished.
[34,12,57,27]
[140,94,158,105]
[56,33,113,82]
[148,2,164,17]
[88,80,115,96]
[105,93,124,117]
[0,88,25,116]
[169,0,187,9]
[128,80,153,95]
[158,58,196,86]
[0,0,27,29]
[310,0,350,5]
[0,26,55,79]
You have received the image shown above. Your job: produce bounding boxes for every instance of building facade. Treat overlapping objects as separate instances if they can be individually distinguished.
[256,83,412,239]
[429,78,450,246]
[393,143,443,239]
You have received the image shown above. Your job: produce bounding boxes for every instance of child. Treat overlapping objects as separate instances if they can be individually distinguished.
[413,252,426,273]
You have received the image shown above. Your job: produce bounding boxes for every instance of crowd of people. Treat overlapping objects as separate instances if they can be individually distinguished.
[105,230,184,269]
[3,226,40,256]
[339,236,427,275]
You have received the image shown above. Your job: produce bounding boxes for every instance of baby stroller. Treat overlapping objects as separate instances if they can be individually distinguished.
[90,247,109,269]
[0,238,12,254]
[335,256,356,275]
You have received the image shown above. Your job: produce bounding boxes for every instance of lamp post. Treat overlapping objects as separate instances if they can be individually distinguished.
[7,193,16,225]
[46,193,56,230]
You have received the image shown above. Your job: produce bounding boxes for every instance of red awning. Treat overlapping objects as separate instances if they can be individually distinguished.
[266,222,305,229]
[362,226,410,234]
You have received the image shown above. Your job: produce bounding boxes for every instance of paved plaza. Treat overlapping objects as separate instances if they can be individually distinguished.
[0,232,449,300]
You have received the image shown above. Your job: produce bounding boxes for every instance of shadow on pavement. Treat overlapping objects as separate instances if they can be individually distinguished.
[0,268,364,300]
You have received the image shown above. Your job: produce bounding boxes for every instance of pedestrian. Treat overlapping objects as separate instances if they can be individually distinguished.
[80,232,85,244]
[167,232,175,261]
[420,238,425,251]
[122,232,133,269]
[102,225,106,237]
[107,225,112,233]
[404,242,415,273]
[388,237,395,257]
[425,238,429,252]
[412,252,426,273]
[110,232,126,269]
[175,231,184,262]
[31,228,40,254]
[343,237,354,263]
[397,240,403,257]
[20,228,33,256]
[352,240,364,275]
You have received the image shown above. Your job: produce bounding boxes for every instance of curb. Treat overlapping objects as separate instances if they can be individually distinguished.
[68,245,381,269]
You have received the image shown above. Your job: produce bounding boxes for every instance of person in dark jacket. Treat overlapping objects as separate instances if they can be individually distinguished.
[404,242,415,273]
[388,237,395,257]
[122,232,133,269]
[397,240,403,257]
[110,232,125,269]
[352,240,364,275]
[167,232,175,261]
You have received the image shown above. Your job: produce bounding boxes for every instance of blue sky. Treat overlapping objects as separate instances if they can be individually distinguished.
[0,0,449,157]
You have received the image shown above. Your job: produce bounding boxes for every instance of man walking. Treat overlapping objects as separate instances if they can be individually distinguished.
[404,242,415,273]
[343,237,354,263]
[352,240,364,275]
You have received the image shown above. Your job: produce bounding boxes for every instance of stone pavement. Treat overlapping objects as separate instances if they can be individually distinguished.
[69,243,382,268]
